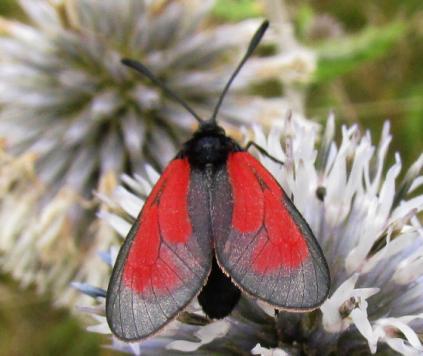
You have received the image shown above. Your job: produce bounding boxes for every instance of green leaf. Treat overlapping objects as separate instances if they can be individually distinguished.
[212,0,262,22]
[295,4,315,40]
[0,0,17,16]
[313,21,406,83]
[402,85,423,165]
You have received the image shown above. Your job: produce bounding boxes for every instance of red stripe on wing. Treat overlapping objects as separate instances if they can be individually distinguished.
[123,159,191,294]
[159,159,192,243]
[227,153,264,232]
[227,152,308,273]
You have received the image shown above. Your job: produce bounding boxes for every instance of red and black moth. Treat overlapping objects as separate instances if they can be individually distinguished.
[106,20,330,342]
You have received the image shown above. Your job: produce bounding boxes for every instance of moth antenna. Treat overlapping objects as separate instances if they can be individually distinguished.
[121,59,203,123]
[209,20,269,124]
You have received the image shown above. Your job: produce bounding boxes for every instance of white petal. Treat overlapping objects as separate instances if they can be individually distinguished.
[87,322,112,335]
[98,211,131,238]
[121,173,151,196]
[145,164,160,184]
[351,308,379,353]
[129,343,142,356]
[393,246,423,284]
[166,340,202,352]
[385,338,423,356]
[321,274,358,332]
[166,320,230,352]
[251,343,289,356]
[114,186,143,218]
[378,317,423,348]
[409,176,423,194]
[195,319,230,344]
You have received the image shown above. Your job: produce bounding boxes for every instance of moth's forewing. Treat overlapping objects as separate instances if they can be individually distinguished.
[212,152,330,310]
[106,159,212,341]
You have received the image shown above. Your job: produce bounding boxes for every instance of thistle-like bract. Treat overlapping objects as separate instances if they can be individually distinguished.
[78,116,423,355]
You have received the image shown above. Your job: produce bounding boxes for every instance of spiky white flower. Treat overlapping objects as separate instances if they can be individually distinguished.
[77,115,423,354]
[0,0,315,305]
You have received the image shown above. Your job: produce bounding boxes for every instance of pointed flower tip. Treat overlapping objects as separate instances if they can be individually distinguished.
[71,282,106,299]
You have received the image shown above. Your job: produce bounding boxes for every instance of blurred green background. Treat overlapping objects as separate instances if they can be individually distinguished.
[0,0,421,354]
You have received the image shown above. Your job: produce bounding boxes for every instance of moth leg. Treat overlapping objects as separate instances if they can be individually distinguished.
[244,141,284,166]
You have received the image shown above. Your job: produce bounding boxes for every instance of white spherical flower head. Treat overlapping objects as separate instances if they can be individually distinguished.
[76,115,423,355]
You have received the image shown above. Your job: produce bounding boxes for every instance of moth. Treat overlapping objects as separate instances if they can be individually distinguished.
[106,20,330,341]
